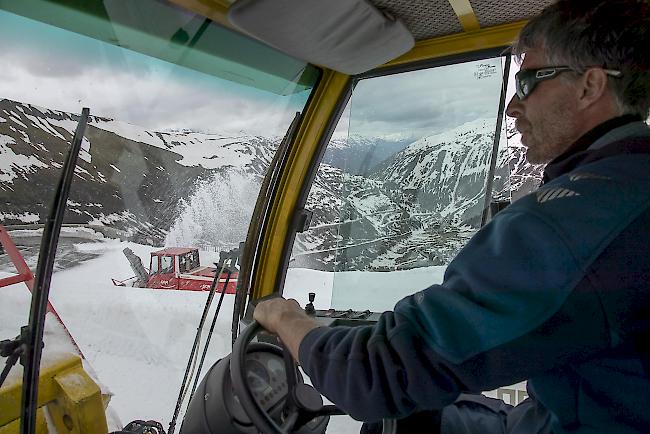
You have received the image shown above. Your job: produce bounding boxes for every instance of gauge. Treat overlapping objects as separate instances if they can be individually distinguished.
[246,359,270,393]
[267,357,285,381]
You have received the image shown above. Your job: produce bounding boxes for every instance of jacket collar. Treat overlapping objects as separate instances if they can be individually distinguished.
[543,115,649,182]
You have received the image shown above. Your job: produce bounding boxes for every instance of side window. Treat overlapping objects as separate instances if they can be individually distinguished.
[286,57,511,311]
[160,256,174,274]
[150,256,159,275]
[178,255,187,273]
[192,251,200,269]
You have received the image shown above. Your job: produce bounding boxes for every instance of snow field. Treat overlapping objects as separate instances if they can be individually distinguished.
[1,240,365,432]
[0,241,231,429]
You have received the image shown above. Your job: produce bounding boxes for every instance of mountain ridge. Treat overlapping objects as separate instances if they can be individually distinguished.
[1,97,543,267]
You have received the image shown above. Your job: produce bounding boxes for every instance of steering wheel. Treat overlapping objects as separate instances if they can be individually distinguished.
[230,321,396,434]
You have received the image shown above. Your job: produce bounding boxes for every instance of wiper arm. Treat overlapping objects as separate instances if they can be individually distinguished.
[19,108,90,434]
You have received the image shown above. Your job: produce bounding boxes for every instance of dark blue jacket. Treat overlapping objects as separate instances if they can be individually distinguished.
[298,119,650,433]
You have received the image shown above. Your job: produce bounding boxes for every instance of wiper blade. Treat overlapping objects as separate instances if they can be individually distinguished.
[20,108,90,434]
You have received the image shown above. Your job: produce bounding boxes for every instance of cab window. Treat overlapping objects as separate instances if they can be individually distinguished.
[179,254,189,273]
[286,57,513,311]
[161,256,174,274]
[150,256,160,275]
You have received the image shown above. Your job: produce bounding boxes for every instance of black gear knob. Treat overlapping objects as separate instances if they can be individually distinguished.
[305,292,316,315]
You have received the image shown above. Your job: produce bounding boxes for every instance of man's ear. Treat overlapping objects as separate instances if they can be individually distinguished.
[577,68,609,110]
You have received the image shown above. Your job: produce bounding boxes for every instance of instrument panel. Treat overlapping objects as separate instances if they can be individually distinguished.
[245,351,288,409]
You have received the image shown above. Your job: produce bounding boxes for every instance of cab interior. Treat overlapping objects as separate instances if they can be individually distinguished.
[0,0,555,432]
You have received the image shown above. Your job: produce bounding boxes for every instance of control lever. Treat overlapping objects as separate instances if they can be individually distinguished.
[350,310,371,320]
[305,292,316,315]
[331,309,353,319]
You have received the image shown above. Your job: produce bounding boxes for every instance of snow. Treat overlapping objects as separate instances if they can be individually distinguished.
[1,240,221,429]
[0,278,83,389]
[158,134,264,170]
[165,172,260,252]
[0,134,48,183]
[45,117,79,138]
[0,239,363,431]
[78,136,92,163]
[285,265,448,315]
[89,117,271,171]
[326,267,445,311]
[92,119,165,150]
[88,211,137,226]
[21,112,67,141]
[0,211,40,223]
[407,118,492,154]
[8,112,28,129]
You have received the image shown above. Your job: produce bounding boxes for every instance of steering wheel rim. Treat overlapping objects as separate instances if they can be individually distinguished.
[231,321,396,434]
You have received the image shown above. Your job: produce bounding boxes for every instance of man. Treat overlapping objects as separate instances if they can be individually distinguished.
[255,0,650,432]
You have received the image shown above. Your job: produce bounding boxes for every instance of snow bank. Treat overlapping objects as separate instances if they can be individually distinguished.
[0,280,81,388]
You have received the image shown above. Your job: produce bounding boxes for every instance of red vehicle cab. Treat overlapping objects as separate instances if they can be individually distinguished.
[147,247,237,293]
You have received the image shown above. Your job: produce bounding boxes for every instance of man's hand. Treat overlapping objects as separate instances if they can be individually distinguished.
[253,297,320,362]
[253,297,305,334]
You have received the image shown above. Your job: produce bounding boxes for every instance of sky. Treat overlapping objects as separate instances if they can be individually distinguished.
[1,7,515,142]
[341,59,508,141]
[0,9,313,137]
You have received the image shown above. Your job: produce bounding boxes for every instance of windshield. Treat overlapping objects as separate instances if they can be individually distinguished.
[0,0,319,429]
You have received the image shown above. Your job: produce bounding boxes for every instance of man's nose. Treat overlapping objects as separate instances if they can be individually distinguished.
[505,94,522,118]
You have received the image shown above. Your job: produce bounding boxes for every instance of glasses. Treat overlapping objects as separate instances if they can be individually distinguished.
[514,66,623,100]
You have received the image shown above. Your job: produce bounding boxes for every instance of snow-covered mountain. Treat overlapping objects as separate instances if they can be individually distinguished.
[0,98,278,244]
[1,97,542,268]
[324,135,415,175]
[292,118,543,271]
[504,117,546,200]
[91,118,277,175]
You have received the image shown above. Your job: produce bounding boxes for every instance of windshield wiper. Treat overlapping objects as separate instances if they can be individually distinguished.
[13,108,90,434]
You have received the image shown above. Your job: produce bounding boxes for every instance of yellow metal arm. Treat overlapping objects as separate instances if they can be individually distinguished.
[0,355,108,434]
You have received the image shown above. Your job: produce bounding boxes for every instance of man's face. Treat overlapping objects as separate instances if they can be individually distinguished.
[506,49,581,164]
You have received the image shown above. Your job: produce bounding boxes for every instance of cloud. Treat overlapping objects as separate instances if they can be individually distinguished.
[341,58,505,139]
[0,8,309,137]
[0,47,306,137]
[8,44,94,78]
[0,49,504,142]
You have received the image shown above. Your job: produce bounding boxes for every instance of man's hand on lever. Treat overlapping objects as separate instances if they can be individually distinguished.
[253,297,321,362]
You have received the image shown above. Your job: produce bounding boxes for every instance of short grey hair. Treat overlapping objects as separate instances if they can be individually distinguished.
[513,0,650,118]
